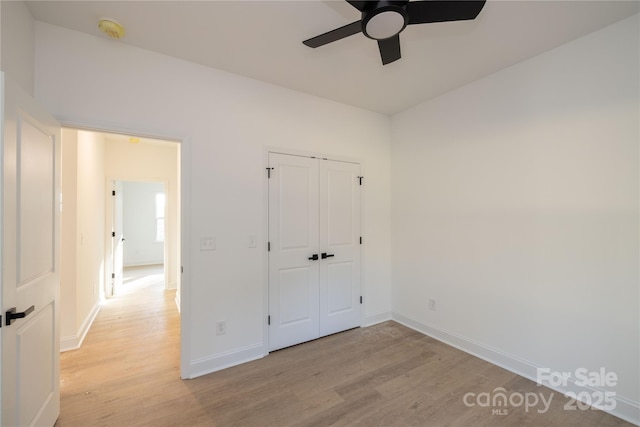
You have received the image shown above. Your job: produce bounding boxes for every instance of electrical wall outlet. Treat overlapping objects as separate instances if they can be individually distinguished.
[216,320,226,335]
[200,237,216,251]
[429,299,436,312]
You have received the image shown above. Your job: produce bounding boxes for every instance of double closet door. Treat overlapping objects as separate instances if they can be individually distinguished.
[268,153,361,351]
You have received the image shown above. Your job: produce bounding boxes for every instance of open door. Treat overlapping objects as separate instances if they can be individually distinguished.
[1,75,61,425]
[109,181,124,296]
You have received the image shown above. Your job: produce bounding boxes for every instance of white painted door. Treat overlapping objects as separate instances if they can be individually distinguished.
[319,160,361,336]
[110,181,124,296]
[268,153,320,351]
[1,75,61,426]
[268,153,361,352]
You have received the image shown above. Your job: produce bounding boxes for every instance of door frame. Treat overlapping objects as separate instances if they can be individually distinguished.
[58,119,192,379]
[263,146,365,355]
[107,179,123,298]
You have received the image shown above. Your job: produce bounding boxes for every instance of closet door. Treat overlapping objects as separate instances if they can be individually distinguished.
[268,153,320,351]
[319,160,361,336]
[268,153,361,351]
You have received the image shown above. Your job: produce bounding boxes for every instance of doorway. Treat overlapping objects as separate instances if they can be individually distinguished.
[110,180,168,297]
[59,128,181,350]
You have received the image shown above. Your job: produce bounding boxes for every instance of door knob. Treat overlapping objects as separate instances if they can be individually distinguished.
[5,305,35,326]
[321,253,335,259]
[308,254,319,261]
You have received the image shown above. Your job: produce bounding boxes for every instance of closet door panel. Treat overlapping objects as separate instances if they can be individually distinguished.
[268,153,320,351]
[319,160,361,336]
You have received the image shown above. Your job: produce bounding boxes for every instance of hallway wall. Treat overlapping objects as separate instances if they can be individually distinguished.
[60,129,105,351]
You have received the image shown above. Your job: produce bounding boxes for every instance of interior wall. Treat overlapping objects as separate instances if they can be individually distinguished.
[103,137,179,289]
[75,130,106,327]
[122,181,165,267]
[60,129,106,350]
[391,14,639,421]
[60,129,78,343]
[34,22,392,376]
[0,0,34,96]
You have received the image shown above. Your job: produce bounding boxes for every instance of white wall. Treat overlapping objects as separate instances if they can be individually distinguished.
[103,137,179,289]
[60,129,78,346]
[60,129,106,350]
[76,131,106,323]
[0,1,34,95]
[35,23,392,376]
[391,14,639,422]
[122,181,165,267]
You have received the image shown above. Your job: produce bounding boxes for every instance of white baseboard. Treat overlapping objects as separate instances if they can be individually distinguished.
[363,311,392,327]
[391,313,639,426]
[123,262,163,268]
[60,300,101,352]
[174,293,181,314]
[186,313,390,379]
[187,343,265,379]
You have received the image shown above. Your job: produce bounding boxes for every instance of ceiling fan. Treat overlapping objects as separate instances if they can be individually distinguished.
[303,0,486,65]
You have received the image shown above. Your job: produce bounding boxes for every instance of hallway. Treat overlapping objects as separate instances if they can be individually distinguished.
[57,266,181,426]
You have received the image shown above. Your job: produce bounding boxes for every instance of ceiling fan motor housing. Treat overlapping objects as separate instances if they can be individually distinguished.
[361,1,409,40]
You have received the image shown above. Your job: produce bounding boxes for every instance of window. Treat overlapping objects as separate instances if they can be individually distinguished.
[155,192,166,242]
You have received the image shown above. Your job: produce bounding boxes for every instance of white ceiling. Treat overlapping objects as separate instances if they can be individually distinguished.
[27,1,639,115]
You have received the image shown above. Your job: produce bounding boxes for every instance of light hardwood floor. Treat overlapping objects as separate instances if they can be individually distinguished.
[57,270,633,426]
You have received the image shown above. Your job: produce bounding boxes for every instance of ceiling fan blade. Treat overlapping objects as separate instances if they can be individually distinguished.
[378,35,401,65]
[346,1,368,11]
[407,0,486,25]
[303,21,362,48]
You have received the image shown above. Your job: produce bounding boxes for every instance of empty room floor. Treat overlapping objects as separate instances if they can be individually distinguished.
[57,273,633,427]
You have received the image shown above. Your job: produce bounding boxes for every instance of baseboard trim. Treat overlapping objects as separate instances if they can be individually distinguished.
[187,343,265,379]
[123,262,164,268]
[174,293,181,314]
[363,311,392,327]
[60,300,101,352]
[391,313,639,426]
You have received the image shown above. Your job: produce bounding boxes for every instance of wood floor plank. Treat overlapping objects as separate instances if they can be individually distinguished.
[56,267,635,427]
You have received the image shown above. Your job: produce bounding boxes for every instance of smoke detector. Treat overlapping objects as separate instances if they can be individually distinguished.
[98,18,125,39]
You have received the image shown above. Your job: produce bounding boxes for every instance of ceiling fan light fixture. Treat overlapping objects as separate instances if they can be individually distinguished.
[363,8,407,40]
[302,0,486,65]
